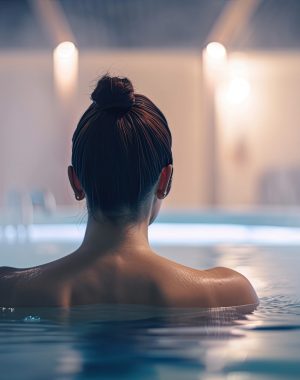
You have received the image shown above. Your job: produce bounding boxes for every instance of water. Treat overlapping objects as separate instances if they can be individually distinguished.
[1,239,300,379]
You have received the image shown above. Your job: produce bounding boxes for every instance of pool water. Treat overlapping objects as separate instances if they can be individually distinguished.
[1,231,300,379]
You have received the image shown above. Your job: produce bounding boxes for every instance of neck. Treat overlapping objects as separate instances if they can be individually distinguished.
[79,214,151,256]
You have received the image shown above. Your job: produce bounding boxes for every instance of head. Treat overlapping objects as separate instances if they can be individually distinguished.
[68,74,173,224]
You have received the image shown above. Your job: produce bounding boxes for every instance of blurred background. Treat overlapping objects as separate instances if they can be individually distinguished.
[1,0,300,220]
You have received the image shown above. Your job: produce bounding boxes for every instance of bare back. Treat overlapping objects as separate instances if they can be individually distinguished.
[0,249,258,309]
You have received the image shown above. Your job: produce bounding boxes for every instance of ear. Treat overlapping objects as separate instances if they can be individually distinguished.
[156,164,173,199]
[68,166,85,200]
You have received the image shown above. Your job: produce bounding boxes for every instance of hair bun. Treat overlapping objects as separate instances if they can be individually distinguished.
[91,75,135,112]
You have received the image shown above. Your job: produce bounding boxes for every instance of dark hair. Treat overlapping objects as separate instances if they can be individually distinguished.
[71,75,173,221]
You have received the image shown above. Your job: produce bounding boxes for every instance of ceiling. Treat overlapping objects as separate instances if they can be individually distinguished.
[1,0,300,50]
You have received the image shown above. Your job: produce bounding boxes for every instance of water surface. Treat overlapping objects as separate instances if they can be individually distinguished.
[1,241,300,379]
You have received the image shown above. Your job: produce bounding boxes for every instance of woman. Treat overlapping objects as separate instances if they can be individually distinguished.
[0,75,258,308]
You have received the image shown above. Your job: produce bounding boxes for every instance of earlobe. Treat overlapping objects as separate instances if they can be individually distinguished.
[157,189,167,200]
[75,193,85,201]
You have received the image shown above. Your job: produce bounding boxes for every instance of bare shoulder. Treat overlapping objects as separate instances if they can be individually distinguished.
[201,266,259,307]
[152,257,258,308]
[0,266,20,294]
[0,266,20,306]
[0,266,19,280]
[0,265,63,307]
[207,266,255,285]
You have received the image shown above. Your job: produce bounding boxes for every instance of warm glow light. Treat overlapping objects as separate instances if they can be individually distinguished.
[53,41,78,98]
[227,77,251,104]
[206,42,227,60]
[203,42,227,84]
[55,41,76,58]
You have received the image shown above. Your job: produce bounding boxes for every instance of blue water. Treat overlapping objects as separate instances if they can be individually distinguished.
[1,239,300,379]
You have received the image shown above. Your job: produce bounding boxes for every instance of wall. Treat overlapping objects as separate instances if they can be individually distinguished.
[1,49,300,210]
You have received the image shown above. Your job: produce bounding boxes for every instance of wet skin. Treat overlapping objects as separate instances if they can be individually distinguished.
[0,165,258,309]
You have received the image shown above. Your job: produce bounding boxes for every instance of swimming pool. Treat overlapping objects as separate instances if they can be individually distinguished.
[1,211,300,379]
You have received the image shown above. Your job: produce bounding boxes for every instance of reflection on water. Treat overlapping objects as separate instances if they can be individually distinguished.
[0,304,248,379]
[1,296,300,379]
[1,244,300,379]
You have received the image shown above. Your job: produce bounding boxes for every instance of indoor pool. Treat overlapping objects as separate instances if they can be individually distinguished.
[1,212,300,379]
